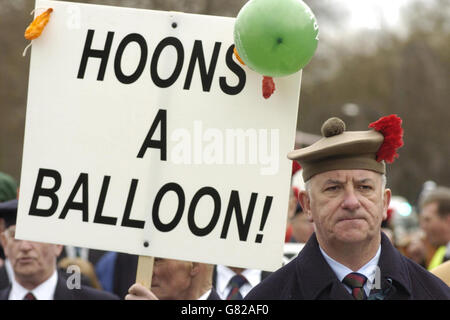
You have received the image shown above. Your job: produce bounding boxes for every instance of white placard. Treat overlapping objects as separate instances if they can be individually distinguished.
[16,0,301,271]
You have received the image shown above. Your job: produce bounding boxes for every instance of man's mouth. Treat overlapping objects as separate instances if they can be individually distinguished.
[338,217,365,222]
[17,257,35,263]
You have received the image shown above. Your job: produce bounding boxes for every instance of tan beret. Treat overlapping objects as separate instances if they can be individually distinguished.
[288,117,386,181]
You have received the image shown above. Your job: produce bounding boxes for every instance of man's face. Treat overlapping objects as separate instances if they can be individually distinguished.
[299,170,390,246]
[420,202,450,247]
[0,225,62,285]
[151,258,194,300]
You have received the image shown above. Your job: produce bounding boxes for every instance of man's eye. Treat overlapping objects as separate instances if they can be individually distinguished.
[359,185,373,191]
[325,186,339,191]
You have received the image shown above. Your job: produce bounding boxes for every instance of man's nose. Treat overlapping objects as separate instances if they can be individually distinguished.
[341,188,360,211]
[18,240,33,251]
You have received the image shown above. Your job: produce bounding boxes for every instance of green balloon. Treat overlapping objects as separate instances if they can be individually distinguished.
[234,0,319,77]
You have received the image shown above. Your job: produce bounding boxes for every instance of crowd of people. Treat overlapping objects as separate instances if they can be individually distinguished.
[0,116,449,300]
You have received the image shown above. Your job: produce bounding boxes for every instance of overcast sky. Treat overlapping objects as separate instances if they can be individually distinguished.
[339,0,411,30]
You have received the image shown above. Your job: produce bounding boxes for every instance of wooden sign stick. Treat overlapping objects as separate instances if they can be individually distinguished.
[136,255,154,289]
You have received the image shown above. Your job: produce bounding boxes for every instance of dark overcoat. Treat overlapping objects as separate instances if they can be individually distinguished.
[245,233,450,300]
[0,274,119,300]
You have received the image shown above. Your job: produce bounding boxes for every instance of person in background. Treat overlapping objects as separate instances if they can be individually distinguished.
[58,257,103,290]
[126,258,220,300]
[0,199,119,300]
[430,260,450,286]
[0,171,18,267]
[380,208,394,244]
[212,265,271,300]
[419,186,450,270]
[95,252,138,299]
[0,172,17,204]
[288,202,315,244]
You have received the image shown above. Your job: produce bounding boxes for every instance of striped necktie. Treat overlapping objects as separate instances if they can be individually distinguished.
[342,272,367,300]
[226,274,247,300]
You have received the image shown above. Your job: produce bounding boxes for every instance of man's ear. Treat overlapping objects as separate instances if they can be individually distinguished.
[299,190,312,222]
[0,232,7,249]
[190,262,200,277]
[0,218,5,234]
[0,232,8,258]
[383,188,392,221]
[54,245,64,257]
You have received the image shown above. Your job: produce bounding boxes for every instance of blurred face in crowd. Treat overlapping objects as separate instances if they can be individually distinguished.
[290,212,315,243]
[151,258,196,300]
[0,225,63,289]
[299,169,390,247]
[420,202,450,247]
[287,193,298,221]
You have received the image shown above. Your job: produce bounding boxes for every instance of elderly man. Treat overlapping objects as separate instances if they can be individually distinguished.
[419,186,450,270]
[246,115,450,300]
[126,258,220,300]
[0,199,118,300]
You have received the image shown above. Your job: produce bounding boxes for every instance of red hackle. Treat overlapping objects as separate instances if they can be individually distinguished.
[368,114,404,163]
[292,161,302,176]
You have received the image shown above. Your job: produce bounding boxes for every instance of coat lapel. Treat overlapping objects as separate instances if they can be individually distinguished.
[294,234,353,299]
[53,275,75,300]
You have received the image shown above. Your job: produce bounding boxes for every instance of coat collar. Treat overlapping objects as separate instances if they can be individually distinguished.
[376,232,412,298]
[53,273,76,300]
[295,233,350,299]
[295,232,412,299]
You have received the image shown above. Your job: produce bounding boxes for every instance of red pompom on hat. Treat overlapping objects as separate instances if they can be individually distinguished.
[369,114,404,163]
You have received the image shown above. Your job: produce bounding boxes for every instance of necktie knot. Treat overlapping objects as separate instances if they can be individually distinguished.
[342,272,367,300]
[229,274,247,289]
[23,292,36,300]
[226,274,247,300]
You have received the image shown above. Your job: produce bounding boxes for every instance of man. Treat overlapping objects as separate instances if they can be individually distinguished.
[246,115,450,299]
[419,186,450,270]
[126,258,220,300]
[0,199,119,300]
[212,265,271,300]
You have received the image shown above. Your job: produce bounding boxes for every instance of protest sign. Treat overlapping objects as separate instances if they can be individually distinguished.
[16,0,302,271]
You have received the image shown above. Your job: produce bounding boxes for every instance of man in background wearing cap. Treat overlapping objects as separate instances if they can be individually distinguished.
[0,171,18,268]
[0,199,17,289]
[0,172,17,204]
[0,199,119,300]
[246,115,450,299]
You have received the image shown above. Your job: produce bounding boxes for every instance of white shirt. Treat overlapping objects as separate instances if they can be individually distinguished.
[65,246,89,261]
[319,245,381,297]
[9,270,58,300]
[197,289,212,300]
[5,259,14,283]
[215,265,262,300]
